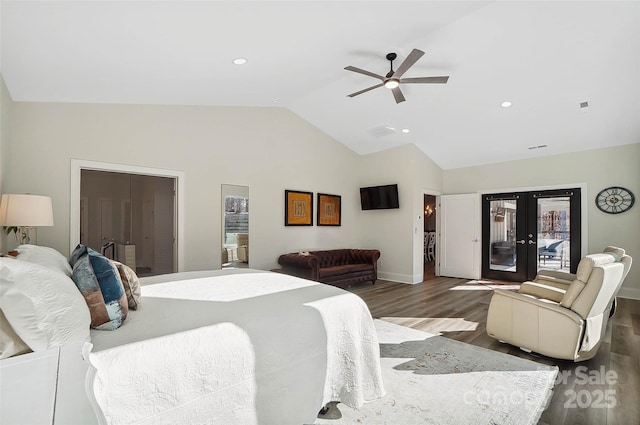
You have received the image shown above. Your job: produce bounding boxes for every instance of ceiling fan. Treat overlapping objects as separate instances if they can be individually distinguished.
[344,48,449,104]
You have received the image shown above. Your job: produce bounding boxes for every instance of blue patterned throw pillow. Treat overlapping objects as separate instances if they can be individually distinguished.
[69,244,128,330]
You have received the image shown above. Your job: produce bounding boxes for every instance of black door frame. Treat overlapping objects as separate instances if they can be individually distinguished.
[482,188,581,282]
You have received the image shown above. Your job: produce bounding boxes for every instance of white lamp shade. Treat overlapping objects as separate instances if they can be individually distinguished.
[0,194,54,227]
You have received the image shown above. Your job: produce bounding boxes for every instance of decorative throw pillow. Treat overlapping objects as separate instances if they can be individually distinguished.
[0,258,91,351]
[69,244,128,330]
[0,308,32,359]
[13,244,73,276]
[111,260,141,310]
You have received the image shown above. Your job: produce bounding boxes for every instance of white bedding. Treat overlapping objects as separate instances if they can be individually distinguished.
[84,269,385,425]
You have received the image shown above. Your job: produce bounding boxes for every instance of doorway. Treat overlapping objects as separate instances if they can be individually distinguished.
[80,170,176,277]
[423,194,437,281]
[70,159,185,274]
[482,188,581,282]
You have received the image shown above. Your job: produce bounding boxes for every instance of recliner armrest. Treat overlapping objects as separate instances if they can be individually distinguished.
[492,288,584,324]
[518,281,566,303]
[535,270,575,287]
[487,288,585,360]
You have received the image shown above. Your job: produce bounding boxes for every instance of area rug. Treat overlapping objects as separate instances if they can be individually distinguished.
[315,320,558,425]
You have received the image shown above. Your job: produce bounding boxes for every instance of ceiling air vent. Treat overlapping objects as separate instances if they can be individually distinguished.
[367,125,397,138]
[528,144,548,150]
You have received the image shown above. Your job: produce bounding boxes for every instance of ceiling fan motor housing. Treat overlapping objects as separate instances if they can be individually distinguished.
[385,53,397,78]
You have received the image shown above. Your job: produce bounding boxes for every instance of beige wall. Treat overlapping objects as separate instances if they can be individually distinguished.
[357,143,443,283]
[0,75,12,251]
[4,94,637,295]
[444,143,640,299]
[5,101,375,273]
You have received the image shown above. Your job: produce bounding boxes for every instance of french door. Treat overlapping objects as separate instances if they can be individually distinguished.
[482,188,581,282]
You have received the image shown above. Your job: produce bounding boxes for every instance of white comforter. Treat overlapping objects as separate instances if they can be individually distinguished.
[84,269,385,425]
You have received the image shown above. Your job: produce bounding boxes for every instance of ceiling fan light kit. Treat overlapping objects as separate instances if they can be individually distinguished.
[384,79,400,89]
[345,48,449,104]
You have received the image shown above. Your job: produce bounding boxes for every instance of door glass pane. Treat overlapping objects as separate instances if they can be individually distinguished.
[537,197,571,273]
[489,199,517,272]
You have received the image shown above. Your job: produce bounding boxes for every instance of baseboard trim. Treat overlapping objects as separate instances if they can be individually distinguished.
[377,271,416,284]
[618,286,640,300]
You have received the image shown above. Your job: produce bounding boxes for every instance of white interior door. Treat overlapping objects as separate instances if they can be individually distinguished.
[439,194,481,279]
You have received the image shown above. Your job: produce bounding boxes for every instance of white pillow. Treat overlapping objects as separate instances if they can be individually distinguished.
[14,244,73,277]
[0,258,91,351]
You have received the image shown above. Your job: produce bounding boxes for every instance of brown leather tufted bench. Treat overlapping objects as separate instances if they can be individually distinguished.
[277,249,380,289]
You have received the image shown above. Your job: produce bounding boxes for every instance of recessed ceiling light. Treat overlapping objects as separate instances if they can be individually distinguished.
[501,101,512,108]
[232,57,247,65]
[401,128,410,134]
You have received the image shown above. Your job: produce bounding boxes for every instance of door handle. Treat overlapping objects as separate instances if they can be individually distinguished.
[528,240,537,245]
[516,240,526,244]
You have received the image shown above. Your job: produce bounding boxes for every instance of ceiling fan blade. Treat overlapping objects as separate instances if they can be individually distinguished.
[391,87,406,104]
[400,76,449,84]
[344,66,385,81]
[347,83,384,97]
[392,48,425,78]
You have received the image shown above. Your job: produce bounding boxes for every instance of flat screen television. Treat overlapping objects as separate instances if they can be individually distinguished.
[360,184,399,210]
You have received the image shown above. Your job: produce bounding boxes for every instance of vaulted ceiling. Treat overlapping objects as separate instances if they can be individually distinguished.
[2,1,639,169]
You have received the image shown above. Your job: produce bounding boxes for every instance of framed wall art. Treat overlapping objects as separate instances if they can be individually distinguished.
[284,190,313,226]
[317,193,341,226]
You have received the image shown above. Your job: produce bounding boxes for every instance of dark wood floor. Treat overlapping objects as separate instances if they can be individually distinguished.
[347,274,640,425]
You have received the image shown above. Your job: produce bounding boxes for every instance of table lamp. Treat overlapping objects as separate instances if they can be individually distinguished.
[0,194,54,245]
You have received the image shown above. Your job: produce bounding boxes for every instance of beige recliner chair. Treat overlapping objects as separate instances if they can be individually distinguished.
[486,246,632,361]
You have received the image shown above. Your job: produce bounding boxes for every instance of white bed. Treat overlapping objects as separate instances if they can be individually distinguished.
[83,268,385,425]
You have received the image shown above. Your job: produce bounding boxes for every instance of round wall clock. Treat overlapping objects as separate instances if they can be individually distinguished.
[595,186,635,214]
